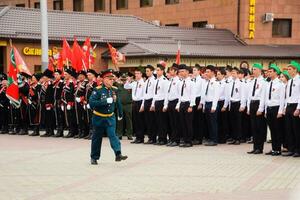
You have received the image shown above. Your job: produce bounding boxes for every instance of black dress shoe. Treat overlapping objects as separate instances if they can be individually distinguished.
[183,143,193,148]
[64,132,74,138]
[166,141,172,146]
[179,143,186,147]
[233,140,240,145]
[130,139,138,144]
[153,141,160,145]
[293,152,300,157]
[91,159,98,165]
[84,134,92,139]
[55,133,63,137]
[247,150,256,154]
[127,136,133,140]
[169,142,179,147]
[205,142,217,146]
[265,151,274,155]
[115,154,128,162]
[253,150,263,154]
[192,140,201,145]
[40,133,50,137]
[158,141,166,145]
[272,151,281,156]
[227,140,236,145]
[282,152,294,157]
[135,140,144,144]
[73,134,79,138]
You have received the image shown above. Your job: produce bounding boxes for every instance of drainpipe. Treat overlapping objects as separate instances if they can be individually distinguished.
[237,0,241,36]
[28,0,31,8]
[109,0,112,14]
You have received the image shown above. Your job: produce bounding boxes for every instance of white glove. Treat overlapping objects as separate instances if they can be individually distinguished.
[61,105,64,111]
[107,97,113,104]
[46,107,51,111]
[67,105,71,110]
[117,117,123,121]
[75,97,81,103]
[28,99,32,105]
[87,104,90,109]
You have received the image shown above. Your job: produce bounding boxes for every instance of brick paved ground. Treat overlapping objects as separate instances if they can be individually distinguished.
[0,134,300,200]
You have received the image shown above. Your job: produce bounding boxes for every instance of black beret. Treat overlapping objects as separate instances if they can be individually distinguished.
[42,69,54,79]
[78,70,87,77]
[178,64,187,70]
[64,68,77,78]
[0,72,7,81]
[32,73,43,81]
[86,69,97,77]
[54,69,62,75]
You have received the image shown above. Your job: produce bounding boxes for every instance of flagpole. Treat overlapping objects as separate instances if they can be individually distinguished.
[40,0,49,71]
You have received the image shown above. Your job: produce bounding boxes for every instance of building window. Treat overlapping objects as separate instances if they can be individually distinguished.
[34,2,40,9]
[16,4,25,7]
[117,0,128,10]
[73,0,84,11]
[193,21,208,28]
[53,0,63,10]
[272,19,292,38]
[34,65,42,73]
[94,0,105,11]
[165,0,179,5]
[140,0,153,7]
[165,23,179,26]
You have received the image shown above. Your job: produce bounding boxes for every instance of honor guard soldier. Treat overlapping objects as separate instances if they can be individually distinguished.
[53,69,65,137]
[0,73,9,134]
[84,69,98,139]
[124,68,145,144]
[40,69,55,137]
[18,73,30,135]
[176,64,196,147]
[62,68,78,138]
[151,63,169,145]
[165,64,181,147]
[282,61,300,157]
[28,73,42,136]
[247,63,267,154]
[115,73,133,140]
[140,65,156,144]
[192,64,205,145]
[201,65,220,146]
[263,64,285,156]
[90,69,127,165]
[75,70,89,138]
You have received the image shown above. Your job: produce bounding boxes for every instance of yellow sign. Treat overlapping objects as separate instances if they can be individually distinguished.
[23,47,53,56]
[249,0,255,39]
[0,40,7,46]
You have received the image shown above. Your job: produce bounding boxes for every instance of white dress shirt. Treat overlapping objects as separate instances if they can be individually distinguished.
[176,77,196,109]
[151,75,169,108]
[166,76,181,101]
[141,75,156,107]
[284,74,300,109]
[247,76,266,113]
[202,77,220,111]
[124,79,145,101]
[193,75,204,98]
[224,78,247,109]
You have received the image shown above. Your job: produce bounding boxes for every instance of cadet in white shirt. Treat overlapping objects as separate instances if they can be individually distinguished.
[216,68,229,144]
[124,68,145,144]
[165,64,181,147]
[141,65,157,144]
[283,61,300,157]
[192,64,205,145]
[262,64,285,156]
[176,64,196,147]
[224,67,247,145]
[201,65,220,146]
[247,63,267,154]
[151,63,169,145]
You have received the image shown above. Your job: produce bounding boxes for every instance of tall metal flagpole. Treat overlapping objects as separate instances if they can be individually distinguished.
[40,0,49,71]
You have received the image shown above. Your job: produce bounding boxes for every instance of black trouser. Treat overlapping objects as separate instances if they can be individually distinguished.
[66,105,78,135]
[266,106,282,152]
[76,103,88,136]
[217,100,228,143]
[249,101,266,151]
[241,107,251,140]
[20,103,29,131]
[285,103,300,153]
[204,102,218,143]
[0,105,9,131]
[154,100,167,143]
[179,102,193,144]
[168,99,179,143]
[144,99,155,142]
[44,108,55,132]
[193,97,204,142]
[54,101,65,131]
[132,100,144,140]
[229,101,242,141]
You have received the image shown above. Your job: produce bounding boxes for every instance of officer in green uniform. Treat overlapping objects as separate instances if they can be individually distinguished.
[115,73,133,140]
[89,69,128,165]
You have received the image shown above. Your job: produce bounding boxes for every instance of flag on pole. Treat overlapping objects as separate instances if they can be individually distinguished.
[48,57,55,71]
[107,43,126,67]
[61,38,73,67]
[82,37,92,69]
[6,47,20,107]
[72,38,84,72]
[176,41,181,65]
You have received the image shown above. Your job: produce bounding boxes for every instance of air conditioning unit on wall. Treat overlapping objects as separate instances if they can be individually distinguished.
[152,20,161,26]
[263,13,274,23]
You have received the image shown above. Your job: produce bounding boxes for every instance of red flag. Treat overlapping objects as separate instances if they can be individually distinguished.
[61,38,73,65]
[6,47,20,107]
[56,51,64,71]
[72,38,85,72]
[48,57,55,71]
[13,47,31,76]
[176,41,181,65]
[107,43,126,66]
[82,37,91,69]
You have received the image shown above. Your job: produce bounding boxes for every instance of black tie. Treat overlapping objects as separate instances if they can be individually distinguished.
[231,80,235,97]
[181,80,185,96]
[269,81,273,100]
[134,81,138,95]
[252,78,257,97]
[145,79,150,94]
[168,78,174,93]
[155,80,159,95]
[205,80,210,95]
[289,79,293,97]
